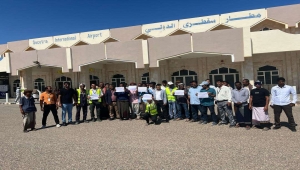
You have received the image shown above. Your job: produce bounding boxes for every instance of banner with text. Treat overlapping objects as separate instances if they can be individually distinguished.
[80,29,110,44]
[142,20,178,37]
[179,15,220,33]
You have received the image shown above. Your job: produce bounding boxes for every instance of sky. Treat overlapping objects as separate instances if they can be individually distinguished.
[0,0,299,44]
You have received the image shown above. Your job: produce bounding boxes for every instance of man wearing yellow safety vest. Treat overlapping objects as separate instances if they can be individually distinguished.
[165,81,179,120]
[75,83,89,125]
[144,99,160,125]
[88,84,103,122]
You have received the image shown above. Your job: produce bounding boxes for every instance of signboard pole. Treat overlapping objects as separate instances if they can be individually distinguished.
[6,93,9,103]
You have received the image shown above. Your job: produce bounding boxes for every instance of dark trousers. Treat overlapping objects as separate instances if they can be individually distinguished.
[144,113,158,124]
[42,104,59,126]
[156,100,169,120]
[273,105,296,127]
[201,105,218,123]
[191,105,201,121]
[76,105,88,121]
[90,100,101,119]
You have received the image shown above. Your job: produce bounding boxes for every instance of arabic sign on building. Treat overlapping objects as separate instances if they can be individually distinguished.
[142,20,178,37]
[220,9,266,28]
[29,37,54,50]
[80,29,110,44]
[179,15,220,33]
[53,33,80,47]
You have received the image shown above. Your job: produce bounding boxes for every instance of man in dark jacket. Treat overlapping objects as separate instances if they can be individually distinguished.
[105,84,119,120]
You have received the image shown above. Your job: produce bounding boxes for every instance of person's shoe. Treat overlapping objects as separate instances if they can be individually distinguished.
[109,118,114,121]
[84,120,89,123]
[145,123,150,126]
[252,125,258,129]
[97,119,102,122]
[92,118,96,122]
[263,127,270,131]
[218,122,227,126]
[229,125,236,128]
[23,130,29,133]
[189,120,197,123]
[68,121,73,125]
[62,122,67,126]
[212,122,218,126]
[31,128,37,131]
[75,121,80,125]
[289,127,297,132]
[41,125,46,129]
[201,121,208,125]
[165,120,169,123]
[56,124,61,127]
[245,125,251,130]
[273,126,281,130]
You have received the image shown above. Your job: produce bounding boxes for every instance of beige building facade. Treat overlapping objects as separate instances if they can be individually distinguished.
[1,4,300,97]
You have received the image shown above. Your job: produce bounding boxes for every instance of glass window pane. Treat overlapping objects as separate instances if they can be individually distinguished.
[61,76,66,81]
[257,72,263,75]
[209,69,218,74]
[265,72,271,84]
[272,71,278,75]
[172,71,179,76]
[257,76,264,83]
[258,65,277,71]
[272,76,279,84]
[219,67,228,74]
[14,80,20,83]
[89,75,92,80]
[189,71,197,75]
[172,77,175,83]
[185,76,193,85]
[209,75,212,83]
[180,70,188,76]
[143,72,149,77]
[229,69,238,73]
[225,75,235,88]
[67,78,71,81]
[235,74,239,82]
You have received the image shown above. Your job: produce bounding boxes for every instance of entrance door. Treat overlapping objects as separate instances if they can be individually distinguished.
[34,78,45,91]
[55,76,72,89]
[209,67,239,88]
[171,70,197,85]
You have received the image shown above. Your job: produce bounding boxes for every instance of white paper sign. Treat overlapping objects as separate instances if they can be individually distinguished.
[138,87,148,92]
[175,90,184,96]
[142,94,152,100]
[116,87,125,92]
[198,92,209,98]
[90,94,99,100]
[128,86,137,91]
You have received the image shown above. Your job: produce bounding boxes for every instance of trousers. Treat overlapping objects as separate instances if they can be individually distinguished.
[273,105,296,127]
[42,104,59,125]
[76,105,88,121]
[217,101,236,125]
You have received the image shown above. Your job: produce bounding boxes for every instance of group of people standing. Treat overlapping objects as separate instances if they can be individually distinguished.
[19,77,297,133]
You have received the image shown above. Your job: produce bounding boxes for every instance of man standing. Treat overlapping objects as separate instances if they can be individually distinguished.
[129,83,139,119]
[206,79,216,91]
[58,82,77,126]
[75,84,89,124]
[165,81,178,120]
[15,87,21,104]
[249,81,271,131]
[188,81,201,122]
[216,79,236,127]
[40,86,60,128]
[176,83,189,121]
[153,84,169,122]
[106,84,119,120]
[88,84,103,122]
[271,77,297,132]
[99,82,109,119]
[161,80,167,90]
[199,81,217,125]
[232,82,251,130]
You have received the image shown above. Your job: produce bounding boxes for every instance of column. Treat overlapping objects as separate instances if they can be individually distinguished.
[242,57,254,84]
[79,66,90,88]
[21,68,33,90]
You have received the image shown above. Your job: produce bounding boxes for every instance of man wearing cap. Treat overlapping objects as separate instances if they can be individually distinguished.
[216,79,236,127]
[199,81,217,125]
[270,77,297,132]
[188,80,202,122]
[232,81,251,129]
[249,80,271,130]
[75,84,89,124]
[165,81,179,120]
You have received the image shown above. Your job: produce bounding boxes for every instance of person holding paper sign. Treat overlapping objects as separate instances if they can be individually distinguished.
[176,83,189,121]
[166,81,179,120]
[216,80,236,128]
[88,84,103,122]
[114,83,130,120]
[188,81,202,122]
[129,83,139,119]
[153,84,169,122]
[199,81,217,125]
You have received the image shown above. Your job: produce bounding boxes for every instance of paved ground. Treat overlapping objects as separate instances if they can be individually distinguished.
[1,105,300,169]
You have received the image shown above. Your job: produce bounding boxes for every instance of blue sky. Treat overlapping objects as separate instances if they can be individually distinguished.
[0,0,299,44]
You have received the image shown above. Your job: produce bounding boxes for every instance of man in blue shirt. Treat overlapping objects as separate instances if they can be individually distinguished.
[188,80,202,122]
[199,81,217,125]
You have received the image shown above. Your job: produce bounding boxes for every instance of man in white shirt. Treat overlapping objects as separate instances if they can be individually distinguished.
[270,77,297,132]
[153,84,169,122]
[216,79,236,127]
[161,80,167,90]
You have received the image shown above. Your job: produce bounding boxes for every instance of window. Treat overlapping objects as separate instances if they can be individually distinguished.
[257,65,278,85]
[90,75,100,86]
[112,74,125,87]
[141,72,149,84]
[171,69,197,85]
[34,78,45,91]
[13,79,20,92]
[209,67,239,88]
[55,76,72,89]
[260,27,272,31]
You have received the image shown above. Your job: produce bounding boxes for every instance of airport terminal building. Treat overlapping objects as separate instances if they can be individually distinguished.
[1,4,300,97]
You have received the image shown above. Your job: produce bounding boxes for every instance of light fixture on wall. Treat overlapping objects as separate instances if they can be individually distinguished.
[33,61,41,68]
[220,60,225,65]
